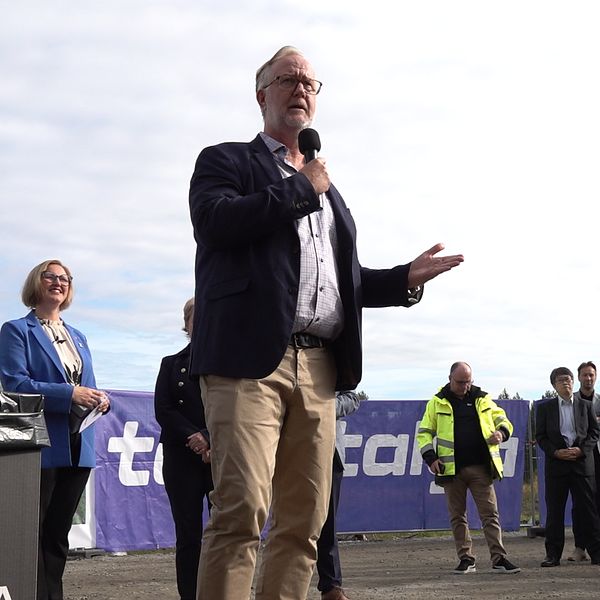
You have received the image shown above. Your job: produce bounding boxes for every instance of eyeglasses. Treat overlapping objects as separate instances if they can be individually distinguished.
[451,378,473,385]
[555,377,573,384]
[263,74,323,95]
[42,271,73,286]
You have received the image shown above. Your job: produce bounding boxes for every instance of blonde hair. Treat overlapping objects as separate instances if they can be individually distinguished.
[182,297,195,335]
[21,259,74,311]
[255,45,304,92]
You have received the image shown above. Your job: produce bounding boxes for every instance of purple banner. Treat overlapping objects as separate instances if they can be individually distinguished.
[93,394,529,551]
[337,400,529,532]
[94,390,175,551]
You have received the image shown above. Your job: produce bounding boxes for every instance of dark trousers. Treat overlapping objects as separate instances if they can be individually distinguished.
[572,447,600,549]
[38,466,91,600]
[545,466,600,561]
[316,449,344,593]
[162,443,213,600]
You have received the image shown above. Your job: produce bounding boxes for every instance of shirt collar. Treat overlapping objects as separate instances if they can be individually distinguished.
[259,132,287,157]
[259,132,295,172]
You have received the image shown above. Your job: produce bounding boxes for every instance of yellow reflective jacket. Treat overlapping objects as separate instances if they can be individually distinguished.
[416,385,513,479]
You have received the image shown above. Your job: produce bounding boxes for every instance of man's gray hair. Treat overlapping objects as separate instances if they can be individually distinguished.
[255,45,304,92]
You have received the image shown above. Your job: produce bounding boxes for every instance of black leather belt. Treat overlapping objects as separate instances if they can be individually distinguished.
[289,332,327,348]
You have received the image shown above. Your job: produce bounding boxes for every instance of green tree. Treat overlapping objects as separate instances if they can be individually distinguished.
[497,388,522,400]
[542,389,558,399]
[356,390,369,400]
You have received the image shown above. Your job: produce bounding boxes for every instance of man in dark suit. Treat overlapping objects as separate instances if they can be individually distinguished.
[568,361,600,562]
[535,366,600,567]
[188,45,464,600]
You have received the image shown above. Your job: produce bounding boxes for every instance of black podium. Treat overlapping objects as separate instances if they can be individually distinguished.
[0,448,41,598]
[0,392,48,599]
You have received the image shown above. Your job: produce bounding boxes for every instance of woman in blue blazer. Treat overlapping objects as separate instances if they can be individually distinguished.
[0,259,109,600]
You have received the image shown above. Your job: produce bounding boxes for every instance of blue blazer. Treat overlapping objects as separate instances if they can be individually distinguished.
[189,135,418,390]
[0,310,98,468]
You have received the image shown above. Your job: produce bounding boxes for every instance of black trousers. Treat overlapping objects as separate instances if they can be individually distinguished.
[545,466,600,561]
[572,447,600,549]
[316,449,344,593]
[162,443,213,600]
[38,466,91,600]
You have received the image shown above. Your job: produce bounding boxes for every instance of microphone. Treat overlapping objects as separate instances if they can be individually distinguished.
[298,128,321,163]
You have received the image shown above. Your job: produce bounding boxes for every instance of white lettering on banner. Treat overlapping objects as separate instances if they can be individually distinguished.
[340,420,520,491]
[107,421,155,486]
[103,420,519,490]
[363,434,409,476]
[154,442,164,485]
[0,586,13,600]
[501,436,518,477]
[409,421,424,475]
[337,420,363,476]
[430,481,445,495]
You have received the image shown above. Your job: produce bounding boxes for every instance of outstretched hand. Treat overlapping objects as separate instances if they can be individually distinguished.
[407,243,464,289]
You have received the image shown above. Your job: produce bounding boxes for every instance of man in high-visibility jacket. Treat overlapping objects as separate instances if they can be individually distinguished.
[417,361,520,574]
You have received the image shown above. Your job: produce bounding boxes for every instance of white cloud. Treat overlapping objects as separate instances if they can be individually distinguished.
[1,1,600,398]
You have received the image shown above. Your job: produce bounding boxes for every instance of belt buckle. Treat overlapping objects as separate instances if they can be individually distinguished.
[290,332,307,349]
[290,332,313,349]
[295,332,325,349]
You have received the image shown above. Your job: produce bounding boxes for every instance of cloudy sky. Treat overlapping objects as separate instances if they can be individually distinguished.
[2,1,599,400]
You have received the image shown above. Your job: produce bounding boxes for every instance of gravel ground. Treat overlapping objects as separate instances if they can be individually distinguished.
[63,530,600,599]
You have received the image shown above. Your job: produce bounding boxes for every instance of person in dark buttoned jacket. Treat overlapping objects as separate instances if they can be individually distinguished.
[535,366,600,567]
[568,361,600,561]
[154,298,213,600]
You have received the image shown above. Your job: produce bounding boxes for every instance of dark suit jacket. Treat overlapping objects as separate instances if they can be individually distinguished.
[535,396,600,477]
[0,311,98,468]
[189,135,417,390]
[154,344,209,446]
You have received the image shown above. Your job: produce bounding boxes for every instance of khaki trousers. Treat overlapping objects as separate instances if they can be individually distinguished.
[196,346,337,600]
[442,464,507,564]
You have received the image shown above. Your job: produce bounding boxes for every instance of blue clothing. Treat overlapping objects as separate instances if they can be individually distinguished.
[0,310,98,468]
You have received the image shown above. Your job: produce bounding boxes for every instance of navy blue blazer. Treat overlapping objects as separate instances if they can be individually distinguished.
[535,396,600,477]
[0,311,98,468]
[154,343,209,446]
[189,135,418,390]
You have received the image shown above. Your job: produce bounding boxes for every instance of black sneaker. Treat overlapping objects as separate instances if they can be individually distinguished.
[492,557,521,573]
[453,558,476,574]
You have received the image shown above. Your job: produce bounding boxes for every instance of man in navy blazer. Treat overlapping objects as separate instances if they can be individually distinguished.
[535,366,600,567]
[189,45,464,600]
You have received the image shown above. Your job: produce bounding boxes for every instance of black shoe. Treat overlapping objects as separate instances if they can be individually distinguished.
[453,557,476,574]
[492,557,521,573]
[541,556,560,567]
[590,555,600,565]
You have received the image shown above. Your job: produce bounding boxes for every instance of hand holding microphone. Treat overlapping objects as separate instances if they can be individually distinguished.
[298,128,330,195]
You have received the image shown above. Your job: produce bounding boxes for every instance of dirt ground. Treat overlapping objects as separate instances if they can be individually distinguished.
[62,529,600,600]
